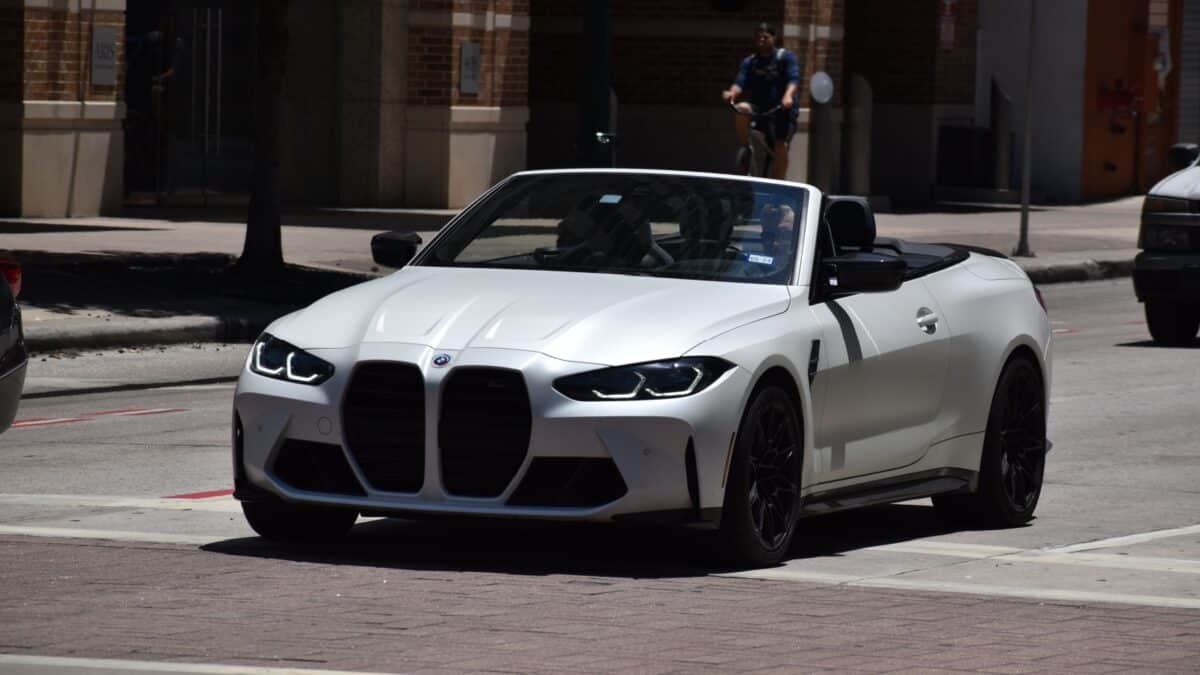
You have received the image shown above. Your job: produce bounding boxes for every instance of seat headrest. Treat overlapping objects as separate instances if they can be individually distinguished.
[824,197,876,249]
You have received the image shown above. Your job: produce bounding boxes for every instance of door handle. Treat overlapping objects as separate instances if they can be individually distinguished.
[916,308,939,334]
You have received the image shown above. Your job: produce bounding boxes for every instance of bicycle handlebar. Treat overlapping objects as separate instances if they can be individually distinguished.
[728,101,783,117]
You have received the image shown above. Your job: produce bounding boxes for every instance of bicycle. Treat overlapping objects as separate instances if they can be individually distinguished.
[730,102,782,177]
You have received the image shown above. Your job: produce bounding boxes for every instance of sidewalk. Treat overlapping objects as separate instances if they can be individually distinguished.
[1,197,1142,353]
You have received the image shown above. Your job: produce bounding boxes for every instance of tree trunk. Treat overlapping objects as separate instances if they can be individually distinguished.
[238,0,289,275]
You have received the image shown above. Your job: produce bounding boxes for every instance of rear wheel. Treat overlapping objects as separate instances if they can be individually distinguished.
[933,355,1046,527]
[1145,301,1200,346]
[242,500,357,542]
[718,383,803,567]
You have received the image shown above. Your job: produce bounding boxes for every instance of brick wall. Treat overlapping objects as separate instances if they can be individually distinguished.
[844,0,975,106]
[406,0,529,107]
[17,7,123,103]
[933,0,977,104]
[531,0,844,108]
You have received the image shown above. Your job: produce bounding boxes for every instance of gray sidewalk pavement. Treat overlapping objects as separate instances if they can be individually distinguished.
[2,197,1142,353]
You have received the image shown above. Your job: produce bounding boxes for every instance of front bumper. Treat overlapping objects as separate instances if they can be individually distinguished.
[232,344,749,525]
[1133,252,1200,303]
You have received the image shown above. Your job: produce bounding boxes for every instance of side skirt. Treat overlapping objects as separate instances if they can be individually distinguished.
[800,468,976,517]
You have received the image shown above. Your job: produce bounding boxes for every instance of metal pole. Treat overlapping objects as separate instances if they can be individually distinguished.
[581,0,611,167]
[1015,0,1036,257]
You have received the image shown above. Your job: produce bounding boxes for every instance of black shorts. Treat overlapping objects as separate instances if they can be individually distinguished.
[748,104,798,145]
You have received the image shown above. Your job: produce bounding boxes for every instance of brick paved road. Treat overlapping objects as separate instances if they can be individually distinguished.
[2,532,1198,674]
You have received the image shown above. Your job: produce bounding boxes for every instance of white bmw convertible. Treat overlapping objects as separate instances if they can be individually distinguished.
[233,169,1051,565]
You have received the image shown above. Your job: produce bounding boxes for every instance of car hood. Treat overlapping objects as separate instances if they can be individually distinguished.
[1150,166,1200,199]
[268,267,791,365]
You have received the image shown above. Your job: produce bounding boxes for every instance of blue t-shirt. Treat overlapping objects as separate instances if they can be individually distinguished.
[733,48,801,111]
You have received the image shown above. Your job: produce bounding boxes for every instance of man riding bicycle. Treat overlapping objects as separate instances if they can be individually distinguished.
[721,22,801,179]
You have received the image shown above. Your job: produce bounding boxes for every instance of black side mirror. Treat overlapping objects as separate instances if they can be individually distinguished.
[371,231,423,268]
[822,252,906,294]
[1168,143,1200,172]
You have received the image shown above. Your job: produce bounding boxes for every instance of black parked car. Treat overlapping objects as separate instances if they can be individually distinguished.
[1,258,27,433]
[1134,144,1200,345]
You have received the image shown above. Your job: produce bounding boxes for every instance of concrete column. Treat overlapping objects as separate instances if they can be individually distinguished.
[401,0,530,208]
[1,0,126,217]
[784,0,845,187]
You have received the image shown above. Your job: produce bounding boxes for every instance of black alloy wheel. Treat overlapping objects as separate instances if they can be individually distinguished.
[934,355,1046,526]
[719,383,803,566]
[1145,301,1200,346]
[994,359,1046,514]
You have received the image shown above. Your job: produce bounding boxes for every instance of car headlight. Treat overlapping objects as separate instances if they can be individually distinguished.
[249,333,334,385]
[1142,224,1194,251]
[554,357,734,401]
[1142,196,1194,214]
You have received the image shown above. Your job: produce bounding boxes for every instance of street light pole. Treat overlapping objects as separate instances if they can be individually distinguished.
[1015,0,1036,257]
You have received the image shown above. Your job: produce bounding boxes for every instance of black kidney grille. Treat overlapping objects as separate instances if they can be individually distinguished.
[342,362,425,493]
[439,368,532,497]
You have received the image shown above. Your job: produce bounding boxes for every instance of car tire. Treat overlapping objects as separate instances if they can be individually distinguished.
[933,354,1046,527]
[1145,301,1200,346]
[241,500,358,542]
[718,382,803,567]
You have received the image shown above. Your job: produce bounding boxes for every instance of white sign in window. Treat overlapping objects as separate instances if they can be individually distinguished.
[460,41,481,95]
[91,25,118,87]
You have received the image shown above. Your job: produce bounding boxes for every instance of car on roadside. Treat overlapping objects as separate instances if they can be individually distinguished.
[232,169,1052,566]
[1,257,27,434]
[1134,143,1200,345]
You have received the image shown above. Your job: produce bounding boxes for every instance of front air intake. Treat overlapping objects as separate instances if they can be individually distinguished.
[508,458,628,507]
[272,439,366,496]
[342,362,425,492]
[439,367,531,497]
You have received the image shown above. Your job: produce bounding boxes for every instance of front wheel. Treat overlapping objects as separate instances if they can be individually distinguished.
[242,500,358,542]
[734,145,751,175]
[1145,301,1200,346]
[934,355,1046,527]
[718,383,803,567]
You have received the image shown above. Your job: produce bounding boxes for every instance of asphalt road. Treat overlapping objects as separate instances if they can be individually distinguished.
[1,278,1198,674]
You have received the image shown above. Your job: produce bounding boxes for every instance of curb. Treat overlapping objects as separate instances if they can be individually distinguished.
[1019,258,1134,285]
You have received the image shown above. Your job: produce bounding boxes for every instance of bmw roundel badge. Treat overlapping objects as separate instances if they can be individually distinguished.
[432,353,452,367]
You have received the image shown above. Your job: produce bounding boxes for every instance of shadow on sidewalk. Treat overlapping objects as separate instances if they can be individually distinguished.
[202,503,999,578]
[0,221,164,235]
[13,251,367,321]
[117,206,455,232]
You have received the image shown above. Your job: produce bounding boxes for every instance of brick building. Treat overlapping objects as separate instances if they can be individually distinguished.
[0,0,1194,216]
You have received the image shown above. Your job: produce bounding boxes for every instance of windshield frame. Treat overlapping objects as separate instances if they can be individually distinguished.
[411,169,813,286]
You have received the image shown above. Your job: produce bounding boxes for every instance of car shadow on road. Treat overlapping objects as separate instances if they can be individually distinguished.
[202,502,999,578]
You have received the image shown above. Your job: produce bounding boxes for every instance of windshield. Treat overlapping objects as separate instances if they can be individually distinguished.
[419,173,807,285]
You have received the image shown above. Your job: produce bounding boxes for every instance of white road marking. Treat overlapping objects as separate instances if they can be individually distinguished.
[730,568,1200,609]
[863,541,1024,558]
[2,493,1198,608]
[9,417,89,428]
[1043,523,1200,554]
[1009,551,1200,575]
[0,525,222,546]
[0,493,241,513]
[0,654,398,675]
